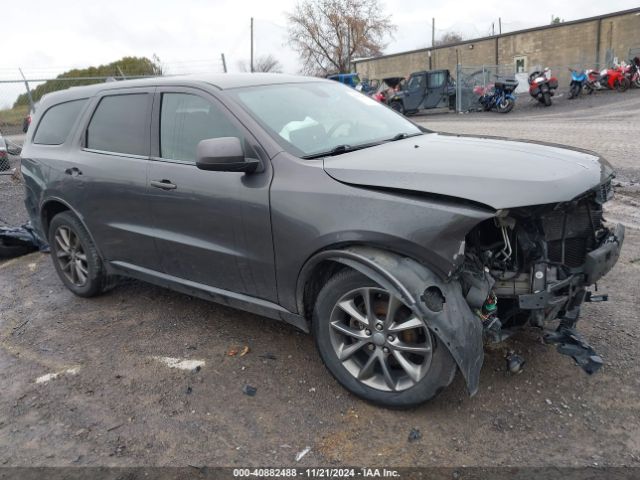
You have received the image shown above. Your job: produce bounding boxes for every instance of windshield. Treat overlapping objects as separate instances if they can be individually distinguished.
[229,81,422,157]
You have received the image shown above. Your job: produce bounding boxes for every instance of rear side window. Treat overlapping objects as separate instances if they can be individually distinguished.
[159,93,243,163]
[428,72,446,88]
[33,99,86,145]
[86,93,149,156]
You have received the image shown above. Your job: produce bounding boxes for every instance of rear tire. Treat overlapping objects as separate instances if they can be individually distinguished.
[312,269,457,408]
[48,211,108,298]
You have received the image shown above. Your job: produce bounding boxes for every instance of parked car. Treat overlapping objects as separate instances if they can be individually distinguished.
[21,74,623,407]
[387,69,455,114]
[327,73,361,89]
[22,102,38,133]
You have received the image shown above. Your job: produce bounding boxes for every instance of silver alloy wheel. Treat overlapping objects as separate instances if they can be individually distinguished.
[328,287,433,392]
[54,226,89,287]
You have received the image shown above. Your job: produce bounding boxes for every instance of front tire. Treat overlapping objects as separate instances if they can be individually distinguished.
[497,97,514,113]
[616,77,630,92]
[542,91,552,106]
[48,211,108,297]
[312,269,457,408]
[389,101,405,115]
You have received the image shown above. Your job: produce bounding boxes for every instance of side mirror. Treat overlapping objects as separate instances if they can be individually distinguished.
[196,137,260,173]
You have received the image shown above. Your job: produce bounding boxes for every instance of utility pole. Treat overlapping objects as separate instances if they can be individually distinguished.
[492,22,495,36]
[499,17,502,35]
[221,53,227,73]
[250,17,254,73]
[431,18,435,47]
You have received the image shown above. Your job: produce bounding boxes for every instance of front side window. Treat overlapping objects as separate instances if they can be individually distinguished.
[86,93,149,156]
[160,93,242,162]
[230,82,422,157]
[33,99,87,145]
[408,75,425,91]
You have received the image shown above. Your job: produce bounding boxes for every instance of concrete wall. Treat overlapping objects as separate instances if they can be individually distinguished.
[354,8,640,87]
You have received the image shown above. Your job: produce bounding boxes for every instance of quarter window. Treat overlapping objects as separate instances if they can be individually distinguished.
[160,93,243,162]
[86,93,149,156]
[33,99,87,145]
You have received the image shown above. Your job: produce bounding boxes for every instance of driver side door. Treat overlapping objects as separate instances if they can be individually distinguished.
[147,87,277,302]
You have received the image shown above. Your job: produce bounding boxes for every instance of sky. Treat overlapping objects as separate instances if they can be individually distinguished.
[0,0,638,101]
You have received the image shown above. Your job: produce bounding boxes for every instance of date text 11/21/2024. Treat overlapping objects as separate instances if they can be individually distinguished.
[232,468,401,477]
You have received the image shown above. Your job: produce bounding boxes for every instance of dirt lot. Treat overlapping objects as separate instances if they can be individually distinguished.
[1,90,639,468]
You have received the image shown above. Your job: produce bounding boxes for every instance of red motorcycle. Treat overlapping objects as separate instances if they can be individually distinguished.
[588,66,629,92]
[528,68,558,106]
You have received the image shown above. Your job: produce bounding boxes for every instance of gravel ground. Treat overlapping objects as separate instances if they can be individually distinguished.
[0,92,639,468]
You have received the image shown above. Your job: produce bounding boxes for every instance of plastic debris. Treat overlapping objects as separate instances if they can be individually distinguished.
[295,446,311,462]
[408,427,422,442]
[506,351,526,373]
[0,222,49,259]
[239,346,250,357]
[242,384,257,396]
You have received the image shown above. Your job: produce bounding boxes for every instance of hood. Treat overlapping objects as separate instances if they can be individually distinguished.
[323,133,613,210]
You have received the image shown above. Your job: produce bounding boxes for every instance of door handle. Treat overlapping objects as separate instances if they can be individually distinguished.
[64,167,82,176]
[150,179,177,190]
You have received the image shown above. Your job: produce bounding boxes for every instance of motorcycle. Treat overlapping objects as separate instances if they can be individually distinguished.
[588,66,629,92]
[528,68,558,106]
[477,77,518,113]
[623,57,640,88]
[568,69,591,98]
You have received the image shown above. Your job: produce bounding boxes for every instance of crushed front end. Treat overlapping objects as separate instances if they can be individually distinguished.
[460,179,624,373]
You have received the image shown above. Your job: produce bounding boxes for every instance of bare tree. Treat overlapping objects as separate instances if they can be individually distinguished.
[237,54,283,73]
[286,0,396,76]
[434,31,464,46]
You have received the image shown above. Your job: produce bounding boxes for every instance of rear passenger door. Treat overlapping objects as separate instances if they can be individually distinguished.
[424,70,449,109]
[147,87,276,302]
[73,88,159,270]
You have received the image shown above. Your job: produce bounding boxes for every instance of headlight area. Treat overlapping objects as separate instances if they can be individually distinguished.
[457,189,624,374]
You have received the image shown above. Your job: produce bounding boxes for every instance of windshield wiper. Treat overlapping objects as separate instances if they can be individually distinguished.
[387,132,422,142]
[302,143,374,159]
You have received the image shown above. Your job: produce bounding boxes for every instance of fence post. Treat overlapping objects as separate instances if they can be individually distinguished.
[456,63,461,113]
[18,68,35,113]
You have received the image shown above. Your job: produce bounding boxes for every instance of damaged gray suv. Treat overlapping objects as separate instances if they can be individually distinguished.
[21,74,624,407]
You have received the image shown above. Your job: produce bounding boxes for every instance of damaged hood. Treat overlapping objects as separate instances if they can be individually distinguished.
[323,133,614,209]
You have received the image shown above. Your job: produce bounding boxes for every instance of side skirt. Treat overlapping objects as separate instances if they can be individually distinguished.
[108,261,308,332]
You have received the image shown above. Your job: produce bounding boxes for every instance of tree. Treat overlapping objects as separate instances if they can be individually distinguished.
[237,54,283,73]
[286,0,396,76]
[550,16,564,24]
[434,31,464,46]
[13,56,163,108]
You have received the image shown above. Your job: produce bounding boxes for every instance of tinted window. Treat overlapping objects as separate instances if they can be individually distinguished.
[408,74,425,91]
[86,94,149,155]
[33,99,86,145]
[160,93,242,162]
[428,72,446,88]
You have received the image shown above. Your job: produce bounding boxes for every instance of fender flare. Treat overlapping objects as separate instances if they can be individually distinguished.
[299,246,484,395]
